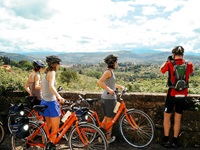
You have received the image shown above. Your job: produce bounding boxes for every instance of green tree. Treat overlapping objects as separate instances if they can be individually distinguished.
[60,69,78,85]
[18,60,32,70]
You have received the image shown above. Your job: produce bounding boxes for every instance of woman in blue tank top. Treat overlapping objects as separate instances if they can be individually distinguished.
[97,54,124,144]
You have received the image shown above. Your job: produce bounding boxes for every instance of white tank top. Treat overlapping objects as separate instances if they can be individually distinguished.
[41,73,56,101]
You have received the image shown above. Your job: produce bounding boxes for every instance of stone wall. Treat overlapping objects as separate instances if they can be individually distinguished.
[0,91,200,147]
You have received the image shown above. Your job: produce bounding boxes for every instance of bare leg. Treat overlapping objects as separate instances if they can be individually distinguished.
[46,116,60,143]
[105,117,113,139]
[173,112,182,138]
[101,116,114,139]
[163,112,172,136]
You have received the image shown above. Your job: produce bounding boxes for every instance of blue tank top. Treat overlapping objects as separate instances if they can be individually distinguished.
[101,69,117,100]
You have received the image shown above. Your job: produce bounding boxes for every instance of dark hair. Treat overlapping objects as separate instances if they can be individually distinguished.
[172,46,184,55]
[104,54,118,69]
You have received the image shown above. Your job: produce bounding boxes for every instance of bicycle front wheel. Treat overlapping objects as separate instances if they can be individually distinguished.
[119,109,155,148]
[11,121,47,150]
[68,122,108,150]
[0,121,5,145]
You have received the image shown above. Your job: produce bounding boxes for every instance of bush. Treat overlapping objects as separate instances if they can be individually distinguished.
[60,68,78,85]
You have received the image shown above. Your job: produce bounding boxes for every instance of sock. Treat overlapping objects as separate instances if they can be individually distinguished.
[163,136,169,142]
[172,137,178,144]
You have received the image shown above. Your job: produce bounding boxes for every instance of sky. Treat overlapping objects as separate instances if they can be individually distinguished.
[0,0,200,54]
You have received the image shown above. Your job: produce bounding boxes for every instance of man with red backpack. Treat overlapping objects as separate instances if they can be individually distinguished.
[160,46,194,148]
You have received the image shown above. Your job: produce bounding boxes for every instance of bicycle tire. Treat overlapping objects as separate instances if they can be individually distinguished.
[8,107,37,134]
[119,109,155,148]
[11,121,48,150]
[0,121,5,145]
[68,122,108,150]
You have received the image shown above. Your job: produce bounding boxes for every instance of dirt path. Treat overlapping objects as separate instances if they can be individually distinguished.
[0,134,198,150]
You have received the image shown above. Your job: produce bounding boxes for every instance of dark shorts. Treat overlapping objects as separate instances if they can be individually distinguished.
[164,90,186,114]
[40,99,61,117]
[101,98,117,118]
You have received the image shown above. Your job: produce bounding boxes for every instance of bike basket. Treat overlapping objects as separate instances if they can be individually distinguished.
[73,107,89,121]
[12,117,30,139]
[9,103,25,116]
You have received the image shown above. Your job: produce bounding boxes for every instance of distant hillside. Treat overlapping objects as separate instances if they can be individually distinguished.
[0,50,200,65]
[0,51,36,62]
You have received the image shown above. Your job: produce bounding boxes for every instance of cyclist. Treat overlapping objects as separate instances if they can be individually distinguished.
[160,46,194,148]
[41,55,65,148]
[97,54,124,144]
[25,60,46,105]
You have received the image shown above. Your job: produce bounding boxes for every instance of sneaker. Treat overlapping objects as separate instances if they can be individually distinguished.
[161,141,171,148]
[107,136,116,144]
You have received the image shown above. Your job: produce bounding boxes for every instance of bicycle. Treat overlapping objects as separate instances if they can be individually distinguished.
[0,120,5,145]
[11,100,108,150]
[76,89,155,148]
[8,87,67,134]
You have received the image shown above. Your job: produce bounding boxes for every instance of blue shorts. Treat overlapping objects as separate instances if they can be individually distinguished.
[40,99,61,117]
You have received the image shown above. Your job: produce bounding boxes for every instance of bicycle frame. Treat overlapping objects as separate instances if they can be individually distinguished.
[26,111,91,148]
[89,99,138,131]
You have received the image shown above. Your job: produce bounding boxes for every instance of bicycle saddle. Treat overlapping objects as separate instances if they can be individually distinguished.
[86,98,99,105]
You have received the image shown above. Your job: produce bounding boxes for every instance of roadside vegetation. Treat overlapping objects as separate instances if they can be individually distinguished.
[1,56,200,95]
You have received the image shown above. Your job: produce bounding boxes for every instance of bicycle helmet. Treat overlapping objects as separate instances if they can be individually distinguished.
[104,54,118,65]
[46,55,61,64]
[172,46,184,55]
[33,60,46,68]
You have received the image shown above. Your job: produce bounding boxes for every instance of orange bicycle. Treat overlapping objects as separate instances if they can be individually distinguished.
[77,89,155,148]
[11,101,108,150]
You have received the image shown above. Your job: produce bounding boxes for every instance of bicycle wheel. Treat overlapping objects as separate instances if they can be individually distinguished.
[119,109,155,148]
[8,107,37,133]
[68,122,108,150]
[11,121,48,150]
[0,121,5,145]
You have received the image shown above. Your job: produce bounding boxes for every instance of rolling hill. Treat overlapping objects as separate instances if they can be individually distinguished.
[1,50,200,65]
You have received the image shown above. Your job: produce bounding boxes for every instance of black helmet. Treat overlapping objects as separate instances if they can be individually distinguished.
[33,60,46,68]
[46,55,61,64]
[104,54,118,65]
[172,46,184,55]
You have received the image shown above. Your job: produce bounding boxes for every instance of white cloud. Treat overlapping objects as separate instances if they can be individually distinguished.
[0,0,199,53]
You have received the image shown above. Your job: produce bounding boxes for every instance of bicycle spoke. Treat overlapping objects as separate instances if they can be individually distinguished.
[120,109,154,148]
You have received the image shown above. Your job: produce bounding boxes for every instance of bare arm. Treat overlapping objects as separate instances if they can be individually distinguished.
[34,74,41,90]
[116,84,124,91]
[47,71,64,103]
[24,75,33,96]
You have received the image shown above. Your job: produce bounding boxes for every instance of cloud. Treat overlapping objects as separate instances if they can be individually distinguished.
[0,0,199,53]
